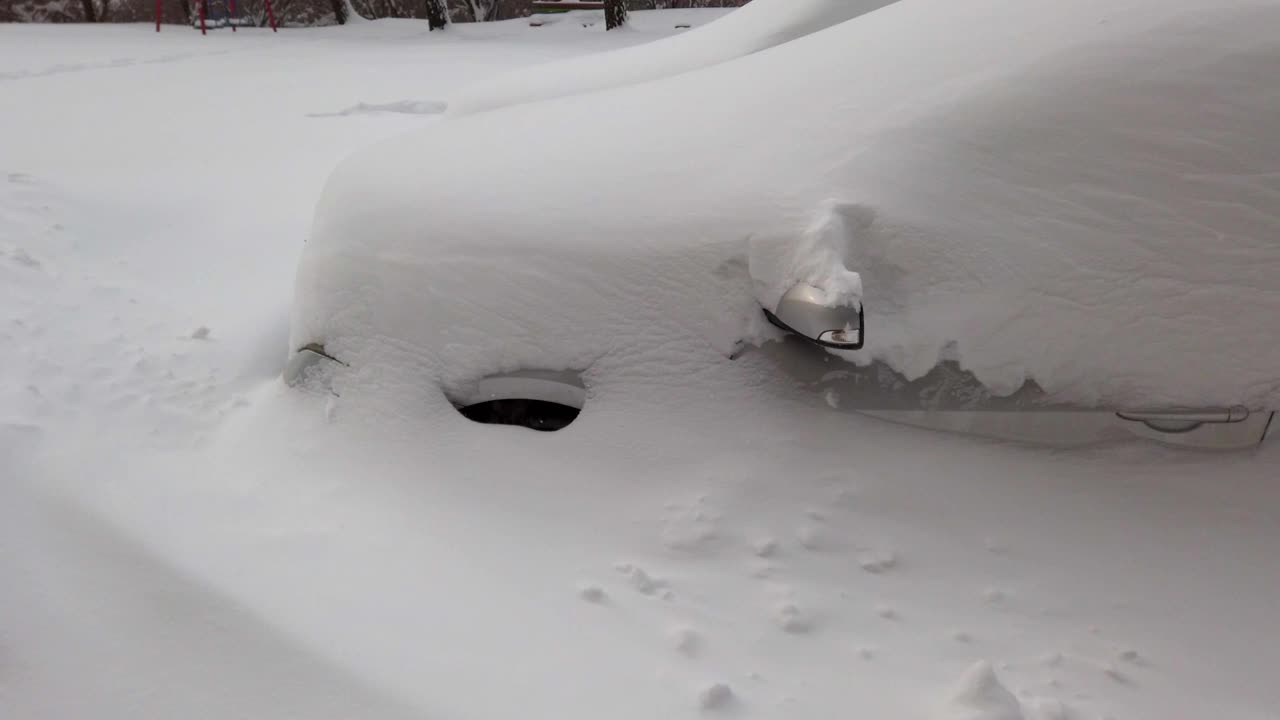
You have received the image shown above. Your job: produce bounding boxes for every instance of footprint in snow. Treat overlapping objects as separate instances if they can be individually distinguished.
[8,248,41,269]
[1102,664,1132,685]
[308,100,448,118]
[775,602,812,633]
[660,495,719,551]
[577,583,608,604]
[1118,648,1148,666]
[697,682,734,711]
[614,562,671,598]
[750,536,778,558]
[667,626,701,657]
[875,604,899,621]
[856,548,898,574]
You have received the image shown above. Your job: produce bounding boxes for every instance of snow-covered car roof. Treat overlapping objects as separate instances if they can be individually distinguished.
[295,0,1280,410]
[447,0,900,116]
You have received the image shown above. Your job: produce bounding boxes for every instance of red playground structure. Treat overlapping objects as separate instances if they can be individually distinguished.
[156,0,277,34]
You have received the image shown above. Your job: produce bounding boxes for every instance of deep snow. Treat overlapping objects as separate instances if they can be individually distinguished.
[3,7,1280,720]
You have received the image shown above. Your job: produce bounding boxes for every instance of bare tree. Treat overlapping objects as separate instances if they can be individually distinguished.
[462,0,496,21]
[350,0,415,19]
[79,0,112,21]
[604,0,625,29]
[238,0,325,26]
[425,0,446,28]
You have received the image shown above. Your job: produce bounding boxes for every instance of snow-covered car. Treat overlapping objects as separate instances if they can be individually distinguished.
[287,0,1280,448]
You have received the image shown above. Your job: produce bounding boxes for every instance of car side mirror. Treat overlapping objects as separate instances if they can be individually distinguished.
[763,283,864,350]
[282,343,344,391]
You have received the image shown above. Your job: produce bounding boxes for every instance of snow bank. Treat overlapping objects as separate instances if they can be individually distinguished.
[300,0,1280,408]
[446,0,899,116]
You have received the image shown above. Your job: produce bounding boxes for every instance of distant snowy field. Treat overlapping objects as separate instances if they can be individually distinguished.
[3,11,1280,720]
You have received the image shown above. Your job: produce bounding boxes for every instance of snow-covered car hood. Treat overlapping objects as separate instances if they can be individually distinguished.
[294,0,1280,410]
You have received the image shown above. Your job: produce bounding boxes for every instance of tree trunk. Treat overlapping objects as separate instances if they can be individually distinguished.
[330,0,347,22]
[465,0,496,22]
[80,0,98,21]
[425,0,446,29]
[604,0,626,30]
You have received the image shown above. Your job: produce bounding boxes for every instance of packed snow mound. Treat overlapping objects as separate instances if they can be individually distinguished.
[299,0,1280,409]
[446,0,899,116]
[936,661,1025,720]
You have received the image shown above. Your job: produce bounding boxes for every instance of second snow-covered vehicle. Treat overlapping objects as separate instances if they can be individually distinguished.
[286,0,1280,448]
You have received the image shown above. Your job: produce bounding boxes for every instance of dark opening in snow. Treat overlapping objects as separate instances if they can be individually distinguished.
[456,398,580,432]
[451,369,586,432]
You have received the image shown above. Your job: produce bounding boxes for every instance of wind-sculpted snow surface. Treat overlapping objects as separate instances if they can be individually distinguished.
[446,0,901,116]
[300,0,1280,409]
[7,14,1280,720]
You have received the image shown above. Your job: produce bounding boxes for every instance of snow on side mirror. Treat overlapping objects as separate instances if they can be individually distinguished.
[282,343,343,392]
[764,283,864,350]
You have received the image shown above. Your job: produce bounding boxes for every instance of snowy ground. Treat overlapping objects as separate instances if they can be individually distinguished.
[3,12,1280,720]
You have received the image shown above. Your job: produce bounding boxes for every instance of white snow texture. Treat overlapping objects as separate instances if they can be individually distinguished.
[3,3,1280,720]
